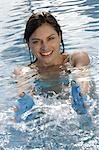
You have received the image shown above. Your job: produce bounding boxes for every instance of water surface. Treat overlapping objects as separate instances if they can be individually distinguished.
[0,0,99,149]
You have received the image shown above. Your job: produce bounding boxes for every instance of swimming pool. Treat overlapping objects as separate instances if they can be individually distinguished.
[0,0,99,149]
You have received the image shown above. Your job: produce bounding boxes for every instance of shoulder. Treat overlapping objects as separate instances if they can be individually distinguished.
[71,51,90,67]
[12,66,31,79]
[62,52,70,63]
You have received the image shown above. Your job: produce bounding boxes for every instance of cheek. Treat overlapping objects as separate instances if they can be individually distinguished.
[29,43,40,54]
[32,47,43,59]
[55,38,61,48]
[53,41,60,51]
[49,39,60,49]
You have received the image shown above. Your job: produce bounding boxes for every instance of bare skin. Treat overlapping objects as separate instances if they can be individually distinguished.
[28,23,90,68]
[14,23,90,96]
[13,13,91,122]
[28,23,90,95]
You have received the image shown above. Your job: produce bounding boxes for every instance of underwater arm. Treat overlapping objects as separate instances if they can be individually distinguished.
[14,92,35,122]
[71,51,90,95]
[70,52,91,114]
[12,67,35,96]
[12,67,35,122]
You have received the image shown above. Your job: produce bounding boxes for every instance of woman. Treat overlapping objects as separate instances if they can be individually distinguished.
[23,11,90,96]
[24,11,90,68]
[14,11,90,121]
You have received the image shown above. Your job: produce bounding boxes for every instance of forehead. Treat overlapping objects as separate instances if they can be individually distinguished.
[30,23,57,38]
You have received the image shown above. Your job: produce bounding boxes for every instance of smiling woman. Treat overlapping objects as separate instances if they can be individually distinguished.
[24,11,90,68]
[0,0,99,148]
[12,11,91,122]
[24,11,65,66]
[13,11,91,104]
[28,23,62,66]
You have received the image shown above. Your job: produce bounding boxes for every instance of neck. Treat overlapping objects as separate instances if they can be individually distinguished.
[37,54,65,68]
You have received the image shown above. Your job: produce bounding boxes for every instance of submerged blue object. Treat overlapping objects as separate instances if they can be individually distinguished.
[71,80,87,114]
[15,93,35,122]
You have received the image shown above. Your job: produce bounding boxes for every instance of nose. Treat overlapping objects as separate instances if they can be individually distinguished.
[41,40,48,51]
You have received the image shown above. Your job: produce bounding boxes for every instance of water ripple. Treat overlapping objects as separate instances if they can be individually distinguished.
[0,0,99,149]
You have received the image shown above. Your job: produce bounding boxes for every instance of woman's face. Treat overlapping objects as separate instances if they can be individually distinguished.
[28,23,61,67]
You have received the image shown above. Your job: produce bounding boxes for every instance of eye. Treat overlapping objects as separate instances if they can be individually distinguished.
[48,36,55,40]
[32,40,39,44]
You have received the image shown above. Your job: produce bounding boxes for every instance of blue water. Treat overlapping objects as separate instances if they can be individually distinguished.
[0,0,99,149]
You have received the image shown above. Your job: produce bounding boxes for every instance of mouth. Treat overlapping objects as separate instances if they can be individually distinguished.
[40,51,53,56]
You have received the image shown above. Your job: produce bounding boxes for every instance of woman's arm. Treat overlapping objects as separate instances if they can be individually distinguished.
[71,51,90,95]
[70,51,91,114]
[71,51,90,67]
[12,67,35,122]
[12,66,34,96]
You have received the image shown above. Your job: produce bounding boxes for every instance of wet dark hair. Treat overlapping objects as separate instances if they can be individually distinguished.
[24,11,65,63]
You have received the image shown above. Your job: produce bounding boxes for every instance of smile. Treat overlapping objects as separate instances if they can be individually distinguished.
[40,51,53,56]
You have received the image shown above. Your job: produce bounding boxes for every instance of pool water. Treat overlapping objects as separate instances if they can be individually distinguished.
[0,0,99,149]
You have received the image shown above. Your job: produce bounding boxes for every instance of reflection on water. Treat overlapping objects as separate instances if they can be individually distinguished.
[0,0,99,149]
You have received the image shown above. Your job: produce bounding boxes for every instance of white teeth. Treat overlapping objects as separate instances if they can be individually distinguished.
[41,51,52,56]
